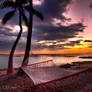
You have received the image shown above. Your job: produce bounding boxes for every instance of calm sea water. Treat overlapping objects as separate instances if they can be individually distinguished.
[0,54,92,69]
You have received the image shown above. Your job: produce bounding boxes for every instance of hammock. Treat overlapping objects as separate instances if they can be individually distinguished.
[21,60,79,85]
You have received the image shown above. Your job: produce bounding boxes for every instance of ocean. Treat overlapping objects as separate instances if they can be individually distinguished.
[0,54,92,69]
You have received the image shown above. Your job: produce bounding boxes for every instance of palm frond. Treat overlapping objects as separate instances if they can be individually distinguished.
[33,9,44,21]
[2,10,15,24]
[22,13,28,26]
[0,1,17,9]
[19,0,28,4]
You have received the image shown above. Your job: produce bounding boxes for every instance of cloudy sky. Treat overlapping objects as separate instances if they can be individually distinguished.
[0,0,92,54]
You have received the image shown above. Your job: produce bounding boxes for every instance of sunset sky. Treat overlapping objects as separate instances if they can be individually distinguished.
[0,0,92,54]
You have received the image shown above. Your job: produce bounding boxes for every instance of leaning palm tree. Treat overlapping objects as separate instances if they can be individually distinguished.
[0,0,28,74]
[21,0,43,66]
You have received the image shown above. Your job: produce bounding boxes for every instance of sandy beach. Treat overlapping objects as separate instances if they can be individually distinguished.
[0,61,92,92]
[0,60,92,92]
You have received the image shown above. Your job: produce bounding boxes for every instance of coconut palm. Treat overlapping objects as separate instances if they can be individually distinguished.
[21,0,44,66]
[0,0,28,74]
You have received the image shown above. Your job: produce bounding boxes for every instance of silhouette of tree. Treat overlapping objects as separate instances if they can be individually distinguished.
[21,0,43,66]
[0,0,28,74]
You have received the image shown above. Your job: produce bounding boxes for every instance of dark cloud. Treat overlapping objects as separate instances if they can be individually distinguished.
[33,23,85,41]
[0,40,12,50]
[0,25,14,36]
[0,0,72,25]
[90,3,92,9]
[0,36,26,50]
[84,40,92,42]
[31,39,83,50]
[84,40,92,48]
[34,0,72,22]
[69,40,83,46]
[31,42,67,50]
[0,0,85,51]
[70,40,80,44]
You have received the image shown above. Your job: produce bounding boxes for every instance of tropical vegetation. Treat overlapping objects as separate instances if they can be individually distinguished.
[0,0,28,74]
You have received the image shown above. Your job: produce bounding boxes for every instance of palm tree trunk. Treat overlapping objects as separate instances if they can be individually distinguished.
[7,7,22,74]
[21,0,33,66]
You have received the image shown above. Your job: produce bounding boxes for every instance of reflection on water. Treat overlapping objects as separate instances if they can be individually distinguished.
[0,54,92,69]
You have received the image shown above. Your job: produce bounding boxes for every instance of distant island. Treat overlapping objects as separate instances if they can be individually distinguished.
[80,56,92,59]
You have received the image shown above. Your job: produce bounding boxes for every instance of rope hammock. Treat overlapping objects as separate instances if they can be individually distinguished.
[21,60,79,85]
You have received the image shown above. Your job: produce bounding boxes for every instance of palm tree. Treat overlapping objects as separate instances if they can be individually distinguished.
[21,0,43,66]
[0,0,28,74]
